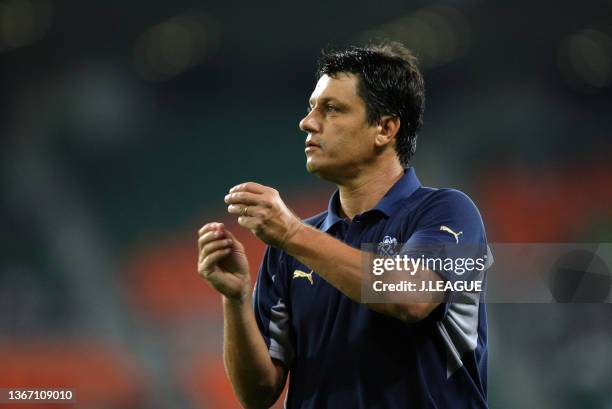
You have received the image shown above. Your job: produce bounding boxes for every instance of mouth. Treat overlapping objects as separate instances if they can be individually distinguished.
[305,145,320,153]
[305,139,321,151]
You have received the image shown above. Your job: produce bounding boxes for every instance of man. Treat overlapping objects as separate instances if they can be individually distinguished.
[198,42,491,408]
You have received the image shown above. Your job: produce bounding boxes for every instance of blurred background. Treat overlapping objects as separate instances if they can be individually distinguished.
[1,0,611,408]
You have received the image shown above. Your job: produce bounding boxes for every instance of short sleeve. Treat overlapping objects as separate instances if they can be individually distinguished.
[253,246,294,368]
[399,189,493,317]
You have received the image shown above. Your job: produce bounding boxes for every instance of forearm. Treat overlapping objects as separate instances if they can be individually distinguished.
[284,224,363,300]
[223,296,285,408]
[283,224,441,321]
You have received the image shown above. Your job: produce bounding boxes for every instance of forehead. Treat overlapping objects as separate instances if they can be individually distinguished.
[309,73,360,103]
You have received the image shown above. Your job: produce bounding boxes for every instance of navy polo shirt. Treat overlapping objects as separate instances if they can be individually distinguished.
[253,168,491,409]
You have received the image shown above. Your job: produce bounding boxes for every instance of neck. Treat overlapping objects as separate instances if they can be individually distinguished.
[337,161,404,220]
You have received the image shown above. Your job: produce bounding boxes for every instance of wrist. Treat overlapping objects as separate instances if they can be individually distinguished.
[223,287,253,307]
[281,221,309,254]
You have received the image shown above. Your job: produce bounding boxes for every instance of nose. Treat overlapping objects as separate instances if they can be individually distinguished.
[299,109,322,134]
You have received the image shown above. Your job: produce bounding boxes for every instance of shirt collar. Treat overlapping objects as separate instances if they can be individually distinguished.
[320,167,421,232]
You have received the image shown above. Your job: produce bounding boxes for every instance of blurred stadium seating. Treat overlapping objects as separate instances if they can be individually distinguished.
[0,340,146,409]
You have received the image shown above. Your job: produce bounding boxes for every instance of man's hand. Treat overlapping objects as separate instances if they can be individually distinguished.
[197,222,251,301]
[199,221,289,408]
[225,182,303,248]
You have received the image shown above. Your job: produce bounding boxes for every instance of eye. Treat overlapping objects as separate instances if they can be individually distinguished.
[325,104,339,113]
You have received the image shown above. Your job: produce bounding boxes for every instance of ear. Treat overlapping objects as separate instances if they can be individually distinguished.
[374,116,401,148]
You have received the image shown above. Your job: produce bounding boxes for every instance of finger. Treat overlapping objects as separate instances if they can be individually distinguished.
[202,238,233,257]
[198,230,226,251]
[237,215,260,230]
[224,191,262,205]
[199,247,232,274]
[229,182,267,194]
[198,222,224,236]
[199,236,228,263]
[222,228,240,242]
[226,204,243,216]
[227,204,265,217]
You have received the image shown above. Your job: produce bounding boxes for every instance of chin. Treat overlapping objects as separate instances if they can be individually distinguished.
[305,159,318,174]
[305,159,336,181]
[306,154,326,169]
[306,157,324,173]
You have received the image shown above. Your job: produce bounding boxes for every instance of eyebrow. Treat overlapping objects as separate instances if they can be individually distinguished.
[308,96,347,107]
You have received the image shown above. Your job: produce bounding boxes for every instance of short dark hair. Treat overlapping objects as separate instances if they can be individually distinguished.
[316,42,425,166]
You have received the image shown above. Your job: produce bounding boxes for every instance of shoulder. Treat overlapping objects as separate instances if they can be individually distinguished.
[406,187,487,241]
[409,187,483,218]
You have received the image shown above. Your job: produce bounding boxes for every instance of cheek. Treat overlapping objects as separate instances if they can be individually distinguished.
[320,117,375,160]
[326,133,354,157]
[327,122,360,147]
[333,124,373,154]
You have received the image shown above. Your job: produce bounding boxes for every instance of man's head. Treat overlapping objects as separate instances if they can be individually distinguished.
[299,42,425,181]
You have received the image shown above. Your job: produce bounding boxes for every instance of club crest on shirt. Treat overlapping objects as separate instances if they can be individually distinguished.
[377,235,399,256]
